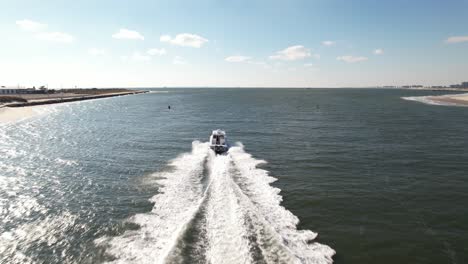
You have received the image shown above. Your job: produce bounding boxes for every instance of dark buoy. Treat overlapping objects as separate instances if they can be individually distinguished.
[168,105,171,109]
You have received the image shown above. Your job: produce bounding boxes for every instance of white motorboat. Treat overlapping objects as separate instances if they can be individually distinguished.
[209,129,229,154]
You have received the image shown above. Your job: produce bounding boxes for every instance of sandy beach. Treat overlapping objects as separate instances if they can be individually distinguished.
[427,93,468,106]
[0,90,148,124]
[402,93,468,106]
[0,106,39,124]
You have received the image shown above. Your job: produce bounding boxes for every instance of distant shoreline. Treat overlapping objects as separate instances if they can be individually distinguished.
[427,94,468,106]
[402,93,468,107]
[3,90,148,108]
[0,90,148,124]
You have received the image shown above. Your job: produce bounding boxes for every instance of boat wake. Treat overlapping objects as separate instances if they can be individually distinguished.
[97,141,335,264]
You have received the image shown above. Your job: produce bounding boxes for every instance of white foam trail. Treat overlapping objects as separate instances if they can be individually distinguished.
[97,141,211,264]
[228,143,335,264]
[204,154,253,264]
[100,141,335,264]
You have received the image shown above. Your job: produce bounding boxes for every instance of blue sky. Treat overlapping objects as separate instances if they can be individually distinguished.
[0,0,467,88]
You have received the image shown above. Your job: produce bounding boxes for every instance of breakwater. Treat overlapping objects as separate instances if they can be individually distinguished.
[6,91,148,107]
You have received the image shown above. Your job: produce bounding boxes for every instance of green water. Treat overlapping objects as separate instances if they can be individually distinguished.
[1,88,467,263]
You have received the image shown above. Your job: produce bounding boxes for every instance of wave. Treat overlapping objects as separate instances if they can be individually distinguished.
[97,141,335,263]
[401,96,452,106]
[402,93,468,106]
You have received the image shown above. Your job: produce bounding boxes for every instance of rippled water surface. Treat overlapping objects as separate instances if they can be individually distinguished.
[1,88,467,264]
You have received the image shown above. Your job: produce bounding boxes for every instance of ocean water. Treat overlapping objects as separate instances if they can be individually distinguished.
[1,88,467,264]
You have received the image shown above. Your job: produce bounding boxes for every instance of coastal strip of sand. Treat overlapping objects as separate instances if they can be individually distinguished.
[427,94,468,106]
[6,90,147,107]
[0,90,148,124]
[0,106,40,124]
[402,93,468,107]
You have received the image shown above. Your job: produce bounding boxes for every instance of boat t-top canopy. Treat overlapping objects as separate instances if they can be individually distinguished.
[211,129,226,136]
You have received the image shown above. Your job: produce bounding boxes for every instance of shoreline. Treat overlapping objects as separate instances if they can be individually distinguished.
[427,94,468,106]
[0,90,148,124]
[4,90,148,108]
[0,106,43,124]
[402,93,468,107]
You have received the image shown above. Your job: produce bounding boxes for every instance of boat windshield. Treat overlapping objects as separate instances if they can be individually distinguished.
[212,135,225,145]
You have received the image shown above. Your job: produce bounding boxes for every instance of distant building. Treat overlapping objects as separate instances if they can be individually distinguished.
[0,87,50,94]
[0,87,22,94]
[448,82,468,89]
[402,85,423,88]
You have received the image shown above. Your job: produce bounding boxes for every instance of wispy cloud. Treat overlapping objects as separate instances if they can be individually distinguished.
[322,40,336,46]
[36,32,74,43]
[337,55,368,63]
[16,19,74,43]
[173,56,187,65]
[16,19,46,31]
[147,48,166,56]
[247,61,271,69]
[373,49,384,55]
[304,63,314,67]
[225,55,251,62]
[88,48,107,56]
[445,36,468,44]
[160,33,208,48]
[112,29,144,40]
[122,52,151,62]
[269,45,312,61]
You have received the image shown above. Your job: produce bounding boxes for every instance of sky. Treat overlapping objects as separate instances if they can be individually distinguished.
[0,0,467,88]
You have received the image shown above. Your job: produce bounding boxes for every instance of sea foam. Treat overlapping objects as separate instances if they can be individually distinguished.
[97,141,335,264]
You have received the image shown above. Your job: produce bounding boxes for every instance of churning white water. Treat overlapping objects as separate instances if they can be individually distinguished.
[97,141,335,264]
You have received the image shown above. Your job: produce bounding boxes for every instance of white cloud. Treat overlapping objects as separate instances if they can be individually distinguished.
[225,55,251,62]
[173,56,187,65]
[16,19,74,43]
[147,48,166,56]
[160,33,208,48]
[337,55,368,63]
[373,49,384,55]
[122,52,151,62]
[16,19,47,31]
[247,61,271,69]
[112,29,144,40]
[160,35,171,42]
[445,36,468,44]
[322,40,336,46]
[36,32,74,43]
[269,45,311,61]
[88,48,107,56]
[131,52,151,61]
